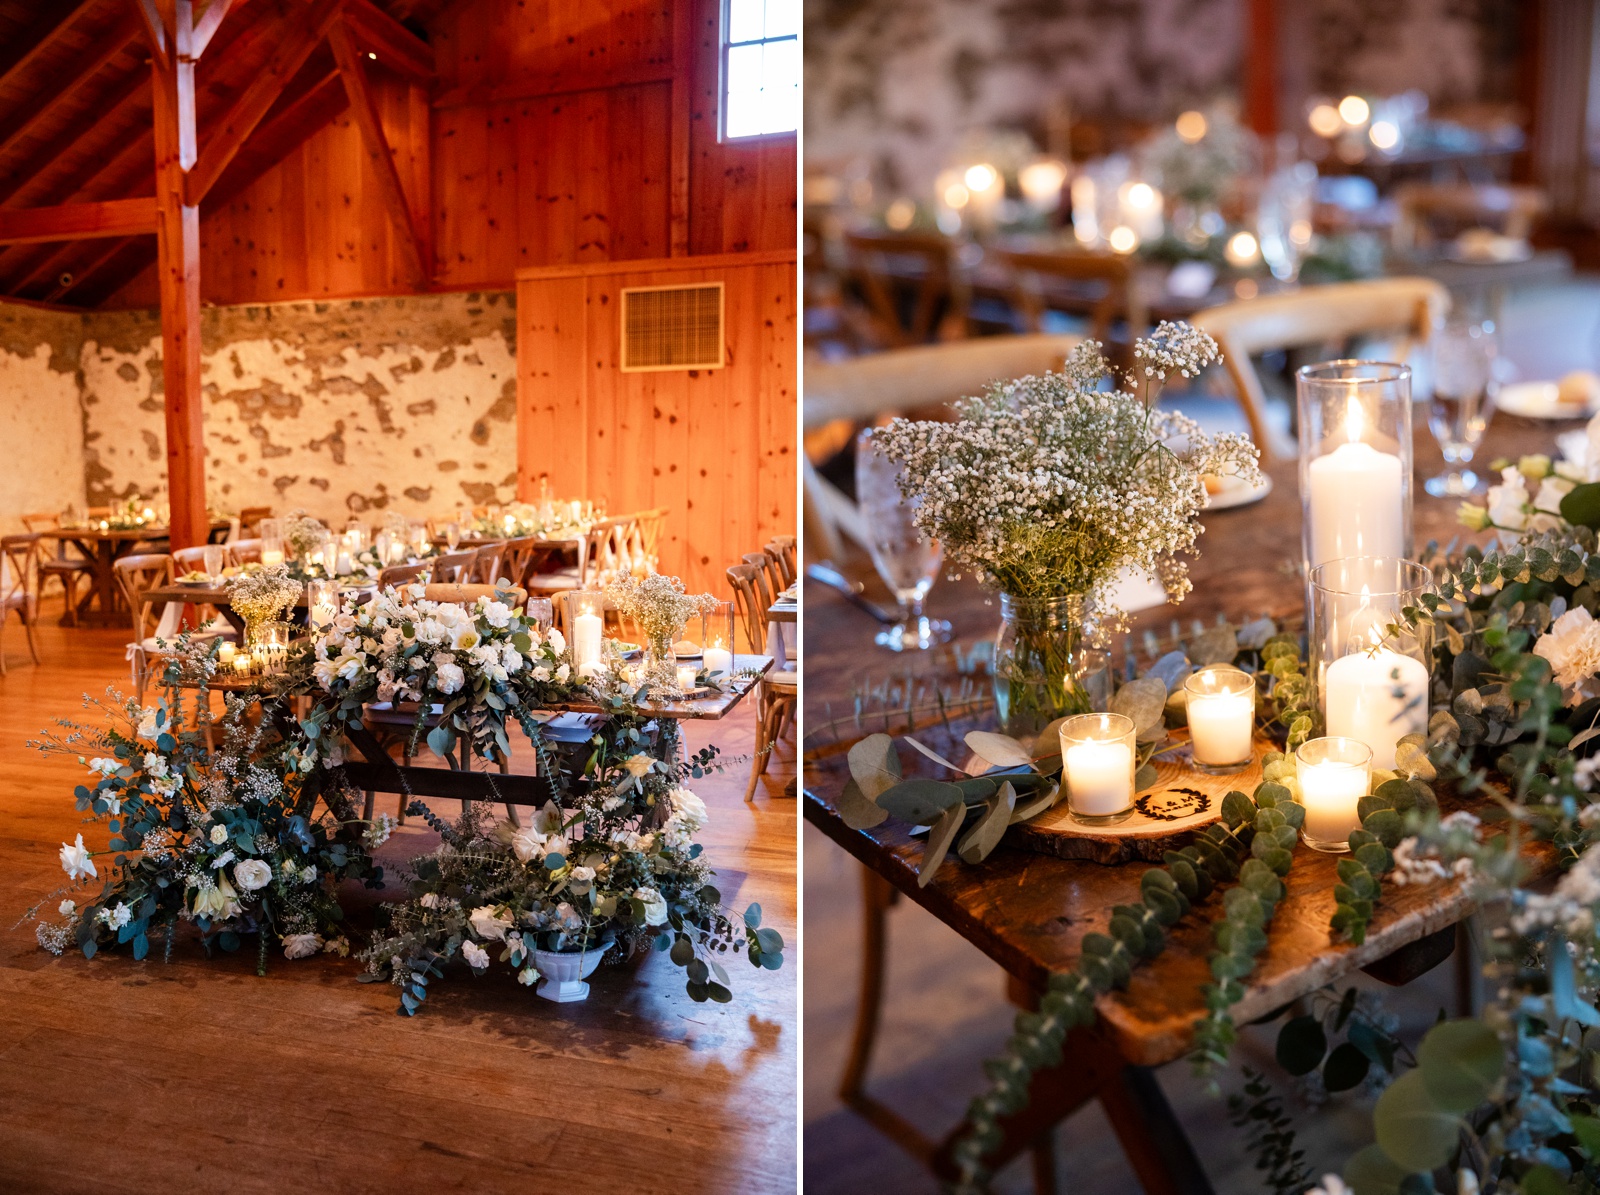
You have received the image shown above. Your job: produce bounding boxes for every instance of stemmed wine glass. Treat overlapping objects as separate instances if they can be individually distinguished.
[1425,319,1498,497]
[854,429,951,651]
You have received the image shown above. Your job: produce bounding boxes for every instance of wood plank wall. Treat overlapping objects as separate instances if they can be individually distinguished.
[516,251,796,596]
[109,0,796,306]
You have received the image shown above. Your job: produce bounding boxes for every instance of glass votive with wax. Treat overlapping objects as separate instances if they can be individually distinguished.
[1296,736,1372,852]
[1059,712,1137,826]
[1310,557,1433,771]
[307,580,339,631]
[260,535,285,567]
[1182,665,1256,774]
[701,600,736,680]
[676,664,699,692]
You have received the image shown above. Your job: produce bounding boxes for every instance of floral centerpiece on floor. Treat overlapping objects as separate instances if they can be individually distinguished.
[27,644,383,969]
[606,573,720,692]
[361,710,781,1012]
[870,324,1260,735]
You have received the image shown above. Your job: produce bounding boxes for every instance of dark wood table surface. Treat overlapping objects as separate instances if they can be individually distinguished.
[41,520,230,627]
[803,410,1574,1066]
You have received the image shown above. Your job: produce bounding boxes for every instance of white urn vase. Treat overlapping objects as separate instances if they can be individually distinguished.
[532,943,607,1003]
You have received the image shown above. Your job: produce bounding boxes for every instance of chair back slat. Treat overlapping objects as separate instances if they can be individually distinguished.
[428,550,478,584]
[422,583,527,607]
[498,536,542,589]
[726,563,768,654]
[742,551,782,611]
[1,533,38,611]
[228,538,262,565]
[378,562,429,589]
[470,542,510,584]
[113,553,173,642]
[764,536,796,586]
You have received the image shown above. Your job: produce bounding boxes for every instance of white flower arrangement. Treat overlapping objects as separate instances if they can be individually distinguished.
[225,563,302,630]
[869,328,1260,617]
[605,573,719,643]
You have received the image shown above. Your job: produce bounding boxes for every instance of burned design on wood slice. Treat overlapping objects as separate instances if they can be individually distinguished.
[1135,786,1211,822]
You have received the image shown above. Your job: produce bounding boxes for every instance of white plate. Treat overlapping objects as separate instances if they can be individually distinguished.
[1201,473,1274,512]
[1496,380,1597,421]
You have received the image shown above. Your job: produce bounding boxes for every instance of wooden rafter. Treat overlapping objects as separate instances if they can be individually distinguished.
[342,0,433,84]
[46,238,139,303]
[185,0,347,206]
[0,198,158,245]
[131,0,170,71]
[328,18,429,285]
[0,67,150,209]
[0,15,143,168]
[0,0,96,91]
[190,0,243,59]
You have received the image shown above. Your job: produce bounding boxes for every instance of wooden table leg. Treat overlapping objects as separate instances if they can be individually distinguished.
[90,540,118,627]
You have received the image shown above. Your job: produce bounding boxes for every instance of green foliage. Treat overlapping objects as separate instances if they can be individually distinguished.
[1227,1069,1313,1195]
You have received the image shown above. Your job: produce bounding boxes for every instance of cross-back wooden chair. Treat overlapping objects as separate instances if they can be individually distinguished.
[1191,277,1450,464]
[114,554,178,702]
[526,515,629,597]
[727,562,797,801]
[378,561,429,589]
[0,534,41,674]
[765,536,796,587]
[845,231,972,347]
[467,541,510,585]
[22,511,92,626]
[228,538,262,565]
[993,247,1147,369]
[497,536,542,589]
[743,550,785,611]
[237,506,274,534]
[428,550,478,584]
[1392,182,1547,251]
[627,508,669,573]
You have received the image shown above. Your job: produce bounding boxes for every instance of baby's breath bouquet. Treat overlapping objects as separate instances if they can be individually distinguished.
[871,324,1260,733]
[606,573,719,690]
[226,562,303,648]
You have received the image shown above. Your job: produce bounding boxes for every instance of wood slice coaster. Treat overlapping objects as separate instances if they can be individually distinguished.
[1011,731,1275,866]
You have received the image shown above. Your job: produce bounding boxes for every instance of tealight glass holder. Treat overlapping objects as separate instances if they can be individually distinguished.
[1296,361,1413,603]
[526,598,554,635]
[700,600,737,683]
[250,620,292,675]
[1182,665,1256,774]
[1296,736,1373,852]
[1059,712,1136,826]
[307,580,340,631]
[1310,557,1433,771]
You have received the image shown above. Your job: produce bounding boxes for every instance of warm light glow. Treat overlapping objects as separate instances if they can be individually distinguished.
[1344,395,1365,444]
[1338,95,1370,126]
[367,51,377,60]
[885,198,915,230]
[1175,110,1208,143]
[1018,159,1068,204]
[1107,225,1139,254]
[964,163,999,193]
[1224,230,1260,266]
[1368,119,1399,150]
[1308,103,1342,138]
[1290,219,1314,246]
[943,182,971,209]
[1123,181,1157,210]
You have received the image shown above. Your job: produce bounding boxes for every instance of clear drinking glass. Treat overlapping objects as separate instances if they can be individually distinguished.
[202,543,225,583]
[1426,320,1498,497]
[855,429,950,651]
[526,598,554,635]
[444,521,461,551]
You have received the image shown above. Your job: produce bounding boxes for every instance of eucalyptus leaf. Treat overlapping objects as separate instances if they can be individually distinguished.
[902,735,966,775]
[1111,676,1167,737]
[837,778,889,831]
[918,803,966,888]
[1373,1069,1463,1172]
[959,782,1017,864]
[1343,1142,1421,1195]
[1010,782,1062,824]
[1189,626,1238,666]
[1134,762,1159,792]
[875,779,965,824]
[964,731,1034,769]
[848,733,902,801]
[1146,650,1192,693]
[1416,1019,1505,1114]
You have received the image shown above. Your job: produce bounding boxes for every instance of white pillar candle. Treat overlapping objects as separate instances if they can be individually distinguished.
[1188,689,1254,766]
[703,645,733,678]
[1306,401,1404,568]
[336,551,352,576]
[260,547,284,567]
[1063,739,1134,815]
[1324,648,1429,770]
[573,609,603,670]
[1299,758,1368,845]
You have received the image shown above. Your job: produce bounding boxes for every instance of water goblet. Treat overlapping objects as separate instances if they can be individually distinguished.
[854,429,950,651]
[1425,320,1498,497]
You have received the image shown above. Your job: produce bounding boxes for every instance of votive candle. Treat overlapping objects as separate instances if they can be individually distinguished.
[677,664,698,691]
[1059,712,1136,825]
[702,641,734,679]
[1297,736,1372,852]
[1183,665,1255,774]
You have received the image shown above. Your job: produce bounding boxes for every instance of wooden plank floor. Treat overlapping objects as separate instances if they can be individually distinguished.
[0,602,797,1195]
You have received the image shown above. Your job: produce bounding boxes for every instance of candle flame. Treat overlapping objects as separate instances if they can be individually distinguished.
[1343,396,1365,444]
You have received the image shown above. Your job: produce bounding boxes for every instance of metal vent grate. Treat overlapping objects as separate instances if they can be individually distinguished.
[620,283,725,371]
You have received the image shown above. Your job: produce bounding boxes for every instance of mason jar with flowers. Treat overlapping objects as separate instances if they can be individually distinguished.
[605,573,720,693]
[870,326,1260,738]
[225,563,304,658]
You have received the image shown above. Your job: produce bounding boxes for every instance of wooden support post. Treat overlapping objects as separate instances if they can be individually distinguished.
[1243,0,1278,137]
[149,0,206,550]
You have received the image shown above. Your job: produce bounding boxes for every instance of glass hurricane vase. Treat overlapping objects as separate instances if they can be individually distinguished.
[992,593,1107,739]
[643,632,679,692]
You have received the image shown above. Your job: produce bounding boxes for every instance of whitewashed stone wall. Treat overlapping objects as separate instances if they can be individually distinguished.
[0,304,87,535]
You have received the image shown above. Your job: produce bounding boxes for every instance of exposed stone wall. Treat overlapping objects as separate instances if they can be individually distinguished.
[0,303,87,535]
[79,291,519,523]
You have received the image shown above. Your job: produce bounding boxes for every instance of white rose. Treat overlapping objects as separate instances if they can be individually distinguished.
[136,708,161,739]
[517,966,539,986]
[58,834,96,881]
[555,663,571,684]
[532,666,551,683]
[482,601,512,628]
[333,611,357,632]
[143,751,167,778]
[435,662,466,695]
[670,788,709,832]
[462,940,490,970]
[88,757,119,776]
[282,933,322,959]
[58,899,77,917]
[1534,475,1576,516]
[547,628,566,654]
[1486,465,1530,532]
[571,865,596,883]
[233,858,273,892]
[209,824,228,845]
[633,886,668,926]
[502,647,524,674]
[510,825,548,863]
[468,905,513,941]
[1535,606,1600,705]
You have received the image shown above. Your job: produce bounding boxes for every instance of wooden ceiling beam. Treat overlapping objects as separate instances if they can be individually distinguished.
[0,15,144,168]
[328,18,428,285]
[191,0,243,59]
[44,237,139,303]
[0,67,150,209]
[341,0,433,85]
[0,0,96,92]
[130,0,171,71]
[185,0,346,205]
[0,197,158,245]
